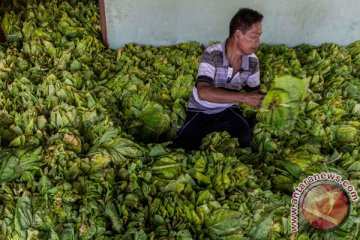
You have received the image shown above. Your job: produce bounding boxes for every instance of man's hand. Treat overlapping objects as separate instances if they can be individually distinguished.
[240,91,265,108]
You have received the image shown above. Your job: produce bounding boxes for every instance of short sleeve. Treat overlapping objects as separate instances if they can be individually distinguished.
[196,50,215,84]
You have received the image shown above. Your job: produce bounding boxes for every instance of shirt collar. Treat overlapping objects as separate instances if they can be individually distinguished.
[242,55,249,71]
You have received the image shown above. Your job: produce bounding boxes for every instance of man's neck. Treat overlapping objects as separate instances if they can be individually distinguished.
[225,37,243,68]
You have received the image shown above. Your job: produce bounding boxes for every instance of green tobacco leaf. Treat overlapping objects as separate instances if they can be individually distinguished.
[105,201,123,233]
[15,196,32,240]
[141,102,170,141]
[205,208,247,237]
[250,212,274,239]
[0,153,21,182]
[271,75,309,102]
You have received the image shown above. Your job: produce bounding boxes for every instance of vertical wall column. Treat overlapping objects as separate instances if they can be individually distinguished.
[98,0,108,48]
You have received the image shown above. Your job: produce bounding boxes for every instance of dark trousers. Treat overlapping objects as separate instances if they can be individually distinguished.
[175,107,254,150]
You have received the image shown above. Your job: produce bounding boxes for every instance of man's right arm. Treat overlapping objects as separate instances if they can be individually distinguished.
[196,82,264,108]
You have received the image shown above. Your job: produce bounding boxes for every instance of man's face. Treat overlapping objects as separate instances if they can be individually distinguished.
[236,22,262,55]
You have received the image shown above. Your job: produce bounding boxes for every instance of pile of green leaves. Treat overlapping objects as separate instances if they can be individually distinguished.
[0,0,359,239]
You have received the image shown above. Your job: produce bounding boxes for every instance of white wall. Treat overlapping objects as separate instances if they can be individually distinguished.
[104,0,360,49]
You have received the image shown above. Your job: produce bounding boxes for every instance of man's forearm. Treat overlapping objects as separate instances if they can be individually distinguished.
[197,85,255,103]
[196,82,264,108]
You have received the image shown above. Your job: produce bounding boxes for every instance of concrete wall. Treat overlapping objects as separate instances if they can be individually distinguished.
[103,0,360,49]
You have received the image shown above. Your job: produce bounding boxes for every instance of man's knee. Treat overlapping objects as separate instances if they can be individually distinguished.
[175,132,202,150]
[238,133,252,147]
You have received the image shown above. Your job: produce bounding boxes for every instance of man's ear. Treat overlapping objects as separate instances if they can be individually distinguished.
[234,29,244,39]
[234,30,240,39]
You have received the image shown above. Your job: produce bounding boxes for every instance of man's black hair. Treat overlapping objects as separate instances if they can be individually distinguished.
[229,8,263,37]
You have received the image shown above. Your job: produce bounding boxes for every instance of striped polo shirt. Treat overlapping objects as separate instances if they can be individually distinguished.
[188,40,260,114]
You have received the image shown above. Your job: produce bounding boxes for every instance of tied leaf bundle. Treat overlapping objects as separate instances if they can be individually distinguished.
[259,75,310,136]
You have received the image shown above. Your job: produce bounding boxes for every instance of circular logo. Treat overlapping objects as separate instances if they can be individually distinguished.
[300,181,350,230]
